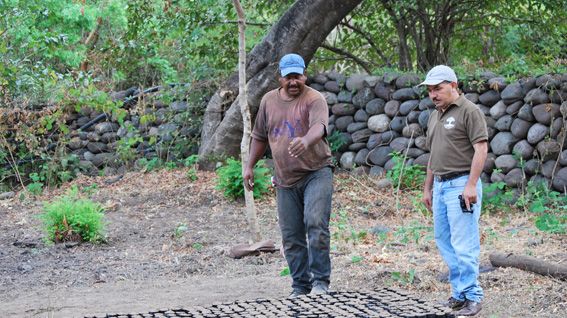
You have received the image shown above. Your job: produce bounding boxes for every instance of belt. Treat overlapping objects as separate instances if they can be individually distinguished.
[435,171,469,182]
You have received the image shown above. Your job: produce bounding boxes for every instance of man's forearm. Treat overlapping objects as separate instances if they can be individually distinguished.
[302,123,325,147]
[246,138,268,169]
[424,166,434,191]
[467,141,488,187]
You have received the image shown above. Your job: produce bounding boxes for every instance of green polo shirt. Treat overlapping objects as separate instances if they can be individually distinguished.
[425,94,488,176]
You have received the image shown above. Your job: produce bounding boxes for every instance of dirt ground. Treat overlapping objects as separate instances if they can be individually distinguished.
[0,169,565,318]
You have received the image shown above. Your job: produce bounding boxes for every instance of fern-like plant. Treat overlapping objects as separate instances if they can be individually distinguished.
[39,187,105,243]
[216,157,271,200]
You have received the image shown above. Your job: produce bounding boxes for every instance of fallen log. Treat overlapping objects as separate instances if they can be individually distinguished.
[489,252,567,280]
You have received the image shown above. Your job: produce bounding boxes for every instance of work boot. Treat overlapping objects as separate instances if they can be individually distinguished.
[288,288,309,298]
[454,300,482,316]
[309,281,329,295]
[440,297,466,310]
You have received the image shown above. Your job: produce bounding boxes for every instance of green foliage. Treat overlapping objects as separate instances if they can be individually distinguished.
[39,186,105,243]
[393,222,433,245]
[351,255,364,264]
[138,157,162,172]
[215,158,271,200]
[279,266,290,277]
[515,181,567,234]
[173,222,188,239]
[386,151,425,190]
[331,209,367,245]
[390,269,416,286]
[327,131,347,153]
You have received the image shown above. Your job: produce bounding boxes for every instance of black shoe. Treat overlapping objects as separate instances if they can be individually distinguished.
[454,300,482,316]
[440,297,466,310]
[288,288,309,298]
[309,281,329,295]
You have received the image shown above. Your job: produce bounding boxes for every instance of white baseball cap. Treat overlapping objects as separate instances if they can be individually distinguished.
[419,65,457,86]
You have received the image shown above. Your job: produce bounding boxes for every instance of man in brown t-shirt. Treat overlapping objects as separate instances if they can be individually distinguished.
[421,65,488,316]
[243,53,333,297]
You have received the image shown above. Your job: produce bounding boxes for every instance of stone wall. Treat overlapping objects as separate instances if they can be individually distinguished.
[308,71,567,192]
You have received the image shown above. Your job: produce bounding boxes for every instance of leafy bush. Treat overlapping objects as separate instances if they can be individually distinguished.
[327,131,347,153]
[515,181,567,234]
[39,187,105,243]
[386,151,425,190]
[216,157,270,200]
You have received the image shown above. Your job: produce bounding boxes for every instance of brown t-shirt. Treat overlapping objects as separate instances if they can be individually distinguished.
[252,86,332,187]
[426,94,488,176]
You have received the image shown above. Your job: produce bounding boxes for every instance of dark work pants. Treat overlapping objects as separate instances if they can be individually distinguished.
[276,167,333,293]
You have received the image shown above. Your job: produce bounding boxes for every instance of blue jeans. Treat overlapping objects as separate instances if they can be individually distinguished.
[276,167,333,293]
[433,174,483,302]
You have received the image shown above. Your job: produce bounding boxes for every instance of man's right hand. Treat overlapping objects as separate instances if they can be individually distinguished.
[422,189,432,211]
[243,167,254,191]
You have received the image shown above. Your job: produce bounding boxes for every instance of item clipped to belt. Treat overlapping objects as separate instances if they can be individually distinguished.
[435,171,469,182]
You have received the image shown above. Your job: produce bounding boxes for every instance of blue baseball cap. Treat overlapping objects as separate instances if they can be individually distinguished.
[279,53,305,77]
[419,65,458,86]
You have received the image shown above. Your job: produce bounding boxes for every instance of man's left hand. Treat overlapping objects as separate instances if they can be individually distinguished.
[288,137,308,157]
[461,185,477,210]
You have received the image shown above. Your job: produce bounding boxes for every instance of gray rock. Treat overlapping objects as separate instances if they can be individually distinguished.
[559,150,567,166]
[384,100,401,117]
[381,131,401,144]
[83,151,95,162]
[355,148,370,166]
[170,101,188,112]
[375,178,393,190]
[368,114,391,132]
[532,103,560,125]
[395,74,421,88]
[527,123,549,145]
[335,132,353,152]
[512,140,535,160]
[477,104,491,116]
[68,137,86,150]
[312,74,328,84]
[504,168,525,188]
[117,126,128,138]
[369,166,386,177]
[348,142,367,152]
[552,167,567,192]
[324,81,341,93]
[364,76,381,87]
[383,72,400,85]
[365,98,386,115]
[415,136,428,150]
[329,115,336,125]
[487,127,497,140]
[327,71,346,84]
[337,91,353,103]
[550,90,567,104]
[340,152,356,170]
[479,90,501,107]
[87,142,108,154]
[418,110,431,130]
[351,128,373,143]
[352,87,376,107]
[335,116,354,131]
[94,122,119,135]
[495,154,518,174]
[550,117,563,139]
[384,158,397,171]
[506,100,523,115]
[536,140,561,161]
[332,103,357,116]
[536,74,561,90]
[390,116,406,133]
[352,166,370,176]
[374,81,394,100]
[100,132,118,143]
[414,153,430,167]
[517,104,535,122]
[322,91,338,105]
[399,100,420,115]
[405,148,425,158]
[494,115,513,131]
[392,87,420,101]
[148,126,159,136]
[464,93,479,104]
[530,175,549,187]
[500,82,525,104]
[419,97,435,110]
[402,123,423,138]
[91,153,118,167]
[541,160,556,178]
[354,109,369,122]
[309,83,324,91]
[483,153,496,173]
[491,172,506,183]
[390,137,413,152]
[488,77,507,92]
[407,111,421,124]
[346,74,366,91]
[524,159,541,176]
[490,132,519,155]
[347,122,368,133]
[485,117,496,129]
[367,146,393,166]
[0,192,15,200]
[489,101,507,120]
[367,133,383,150]
[510,118,532,139]
[525,88,550,105]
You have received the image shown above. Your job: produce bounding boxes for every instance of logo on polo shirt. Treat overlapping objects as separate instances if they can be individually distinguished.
[444,117,456,129]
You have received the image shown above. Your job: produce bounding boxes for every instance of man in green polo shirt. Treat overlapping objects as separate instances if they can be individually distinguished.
[421,65,488,316]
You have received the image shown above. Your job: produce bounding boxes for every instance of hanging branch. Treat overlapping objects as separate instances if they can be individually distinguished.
[320,43,373,74]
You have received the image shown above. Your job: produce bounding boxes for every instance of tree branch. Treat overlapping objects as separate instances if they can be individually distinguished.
[320,43,373,73]
[339,22,391,66]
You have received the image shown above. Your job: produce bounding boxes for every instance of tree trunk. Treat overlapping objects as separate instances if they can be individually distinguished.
[233,0,260,243]
[489,252,567,281]
[199,0,363,162]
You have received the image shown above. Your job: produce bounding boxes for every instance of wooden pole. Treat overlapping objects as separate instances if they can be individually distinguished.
[232,0,260,243]
[490,252,567,281]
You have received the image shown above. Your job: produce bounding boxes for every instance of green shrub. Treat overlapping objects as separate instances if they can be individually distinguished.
[386,151,425,190]
[39,187,105,243]
[216,157,270,200]
[327,131,347,153]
